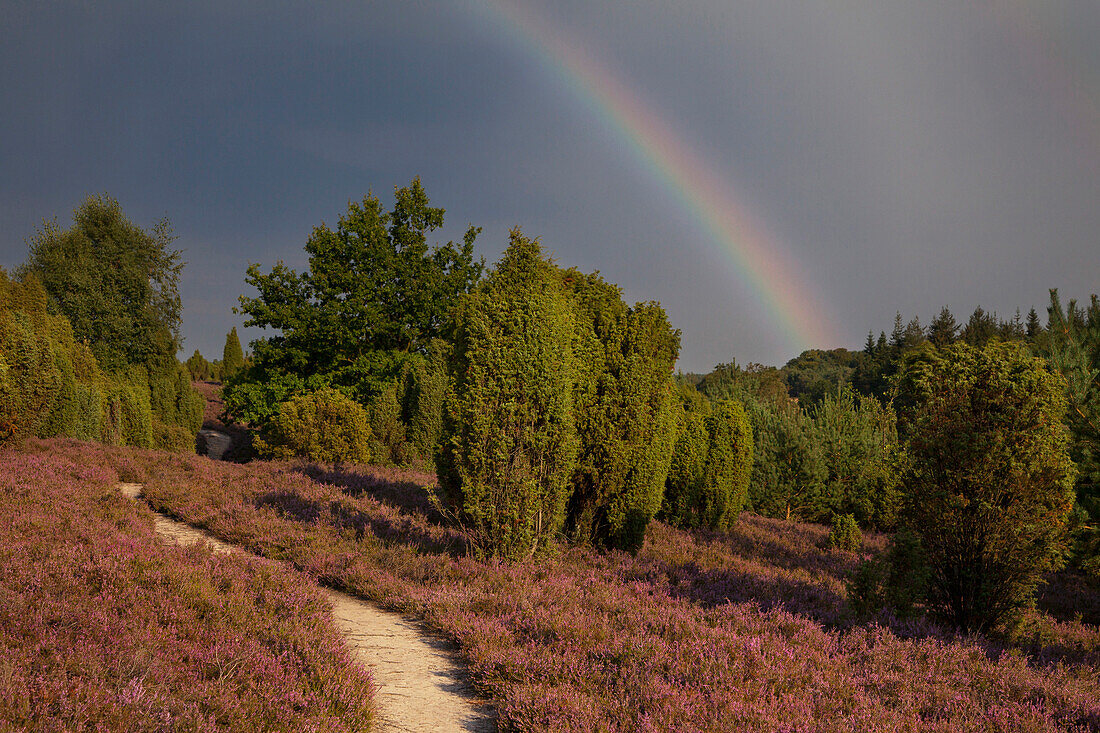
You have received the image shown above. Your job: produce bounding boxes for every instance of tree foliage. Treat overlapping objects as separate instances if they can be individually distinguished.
[565,270,680,551]
[18,196,200,442]
[0,268,162,449]
[438,231,578,560]
[698,399,753,531]
[230,179,483,421]
[21,195,183,372]
[894,342,1077,631]
[221,327,245,380]
[1040,289,1100,576]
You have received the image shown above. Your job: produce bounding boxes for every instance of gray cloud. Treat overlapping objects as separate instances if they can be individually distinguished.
[2,1,1097,371]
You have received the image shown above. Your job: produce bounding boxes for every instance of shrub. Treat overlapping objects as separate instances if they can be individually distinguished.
[894,342,1077,631]
[398,339,449,460]
[101,378,153,448]
[662,409,710,528]
[438,230,578,561]
[566,270,680,552]
[847,530,929,619]
[153,418,196,452]
[368,382,409,466]
[827,513,862,551]
[698,399,753,531]
[255,387,372,463]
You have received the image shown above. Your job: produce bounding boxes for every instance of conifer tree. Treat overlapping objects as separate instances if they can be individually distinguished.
[438,230,578,561]
[1026,307,1043,342]
[928,307,959,347]
[222,327,245,380]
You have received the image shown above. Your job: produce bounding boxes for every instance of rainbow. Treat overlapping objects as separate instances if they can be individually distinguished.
[469,0,844,356]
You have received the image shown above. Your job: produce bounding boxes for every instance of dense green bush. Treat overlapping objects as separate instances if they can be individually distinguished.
[101,378,153,448]
[18,196,202,442]
[255,388,372,463]
[397,339,449,459]
[699,399,753,531]
[368,382,409,466]
[438,230,579,561]
[847,530,929,619]
[1,271,108,445]
[565,270,680,552]
[662,409,710,529]
[827,513,863,551]
[894,342,1077,631]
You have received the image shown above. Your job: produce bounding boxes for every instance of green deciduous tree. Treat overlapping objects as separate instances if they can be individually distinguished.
[231,179,482,420]
[894,342,1077,631]
[21,195,183,372]
[438,230,578,560]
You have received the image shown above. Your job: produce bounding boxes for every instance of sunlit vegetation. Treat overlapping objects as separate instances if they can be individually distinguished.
[3,183,1099,730]
[0,441,374,730]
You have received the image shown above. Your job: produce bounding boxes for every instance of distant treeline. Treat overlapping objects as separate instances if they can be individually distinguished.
[0,196,202,450]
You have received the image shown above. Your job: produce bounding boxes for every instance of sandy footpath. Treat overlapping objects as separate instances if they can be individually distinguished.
[118,483,495,733]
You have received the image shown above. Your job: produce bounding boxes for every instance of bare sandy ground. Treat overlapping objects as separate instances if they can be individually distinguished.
[118,482,495,732]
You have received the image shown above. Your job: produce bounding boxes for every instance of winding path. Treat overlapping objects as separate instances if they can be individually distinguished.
[118,483,495,733]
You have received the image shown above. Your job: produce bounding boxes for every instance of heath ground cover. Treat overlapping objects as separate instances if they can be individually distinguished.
[0,441,374,732]
[67,439,1099,732]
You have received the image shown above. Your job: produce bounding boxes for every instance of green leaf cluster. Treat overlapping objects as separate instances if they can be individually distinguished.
[230,179,483,426]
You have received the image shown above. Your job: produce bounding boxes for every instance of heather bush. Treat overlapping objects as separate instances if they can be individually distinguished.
[122,444,1100,731]
[566,269,680,552]
[0,444,375,730]
[255,387,372,463]
[827,513,863,551]
[439,230,578,560]
[895,342,1077,631]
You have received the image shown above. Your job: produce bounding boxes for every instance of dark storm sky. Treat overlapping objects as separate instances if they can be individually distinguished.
[2,1,1098,372]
